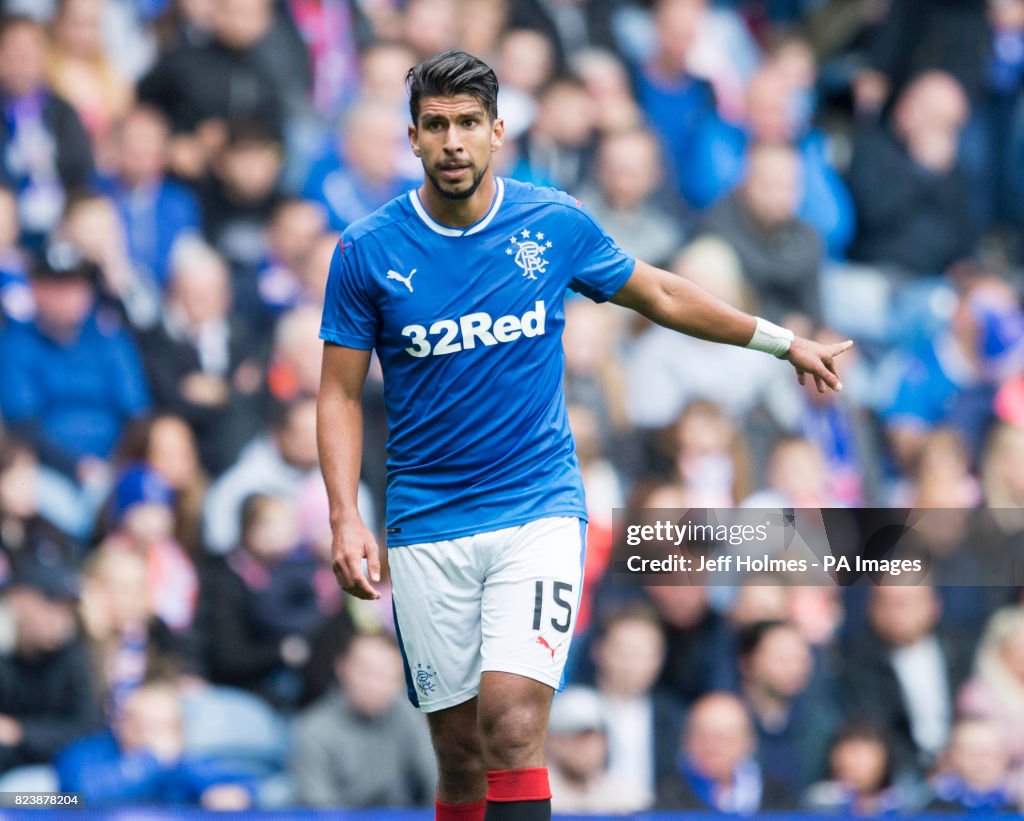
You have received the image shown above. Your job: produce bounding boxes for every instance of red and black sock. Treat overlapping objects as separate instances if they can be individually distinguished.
[435,796,486,821]
[483,767,551,821]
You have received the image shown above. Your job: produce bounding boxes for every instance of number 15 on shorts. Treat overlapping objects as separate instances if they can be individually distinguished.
[532,580,573,633]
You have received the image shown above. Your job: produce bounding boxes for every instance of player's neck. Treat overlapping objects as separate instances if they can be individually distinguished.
[418,172,497,229]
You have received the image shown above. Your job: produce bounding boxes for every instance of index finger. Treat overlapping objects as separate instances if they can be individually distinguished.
[831,340,854,358]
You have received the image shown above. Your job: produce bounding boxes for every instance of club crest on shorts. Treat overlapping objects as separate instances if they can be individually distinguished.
[506,228,553,280]
[415,662,437,695]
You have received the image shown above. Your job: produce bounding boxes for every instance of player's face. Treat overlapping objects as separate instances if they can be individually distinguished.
[410,95,503,200]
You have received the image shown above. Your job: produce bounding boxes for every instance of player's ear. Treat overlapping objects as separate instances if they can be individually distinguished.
[408,124,421,157]
[491,117,504,153]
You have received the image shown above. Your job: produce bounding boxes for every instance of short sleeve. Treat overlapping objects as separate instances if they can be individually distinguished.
[319,239,379,349]
[565,200,636,303]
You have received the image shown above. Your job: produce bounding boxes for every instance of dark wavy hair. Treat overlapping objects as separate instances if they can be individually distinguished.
[406,50,499,125]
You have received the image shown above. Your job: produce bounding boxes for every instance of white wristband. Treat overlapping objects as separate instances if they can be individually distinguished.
[746,317,794,358]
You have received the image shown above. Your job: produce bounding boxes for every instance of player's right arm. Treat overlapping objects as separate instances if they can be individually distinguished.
[317,343,381,601]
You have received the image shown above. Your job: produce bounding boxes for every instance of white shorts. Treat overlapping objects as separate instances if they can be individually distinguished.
[388,516,586,713]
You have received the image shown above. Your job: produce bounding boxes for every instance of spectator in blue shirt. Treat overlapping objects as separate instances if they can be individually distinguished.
[302,99,417,232]
[105,106,202,290]
[633,0,716,205]
[56,679,253,808]
[0,242,151,482]
[883,276,1023,467]
[683,64,855,258]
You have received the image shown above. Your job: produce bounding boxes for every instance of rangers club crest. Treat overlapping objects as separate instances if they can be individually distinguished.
[415,663,437,696]
[506,229,553,280]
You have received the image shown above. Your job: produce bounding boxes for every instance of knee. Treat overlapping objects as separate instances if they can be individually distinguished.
[434,729,485,784]
[478,703,547,769]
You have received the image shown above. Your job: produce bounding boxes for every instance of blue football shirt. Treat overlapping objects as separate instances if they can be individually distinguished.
[319,177,636,546]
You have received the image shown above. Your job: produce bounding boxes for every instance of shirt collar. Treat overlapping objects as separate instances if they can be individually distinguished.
[409,176,504,238]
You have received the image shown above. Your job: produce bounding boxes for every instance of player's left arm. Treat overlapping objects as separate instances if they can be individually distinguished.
[611,259,852,393]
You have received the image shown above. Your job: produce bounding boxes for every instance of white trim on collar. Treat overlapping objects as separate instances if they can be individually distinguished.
[409,177,505,237]
[465,177,504,236]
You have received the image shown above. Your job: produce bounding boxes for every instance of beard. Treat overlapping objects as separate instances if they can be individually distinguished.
[425,160,488,201]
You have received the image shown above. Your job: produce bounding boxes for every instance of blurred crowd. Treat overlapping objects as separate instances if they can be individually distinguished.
[1,0,1024,814]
